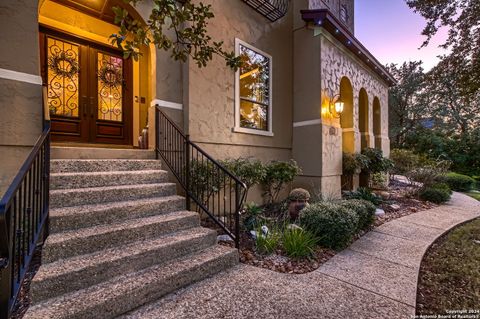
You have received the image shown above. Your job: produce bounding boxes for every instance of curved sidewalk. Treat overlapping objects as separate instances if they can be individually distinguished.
[120,192,480,319]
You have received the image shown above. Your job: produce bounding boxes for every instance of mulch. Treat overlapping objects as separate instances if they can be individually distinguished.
[220,179,437,275]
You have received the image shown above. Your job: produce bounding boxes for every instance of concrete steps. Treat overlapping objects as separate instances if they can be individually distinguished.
[51,159,162,173]
[50,183,177,208]
[49,195,185,232]
[42,211,201,263]
[31,227,218,303]
[26,245,238,319]
[50,170,169,189]
[25,152,238,318]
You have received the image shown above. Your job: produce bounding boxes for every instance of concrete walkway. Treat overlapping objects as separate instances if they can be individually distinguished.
[120,192,480,319]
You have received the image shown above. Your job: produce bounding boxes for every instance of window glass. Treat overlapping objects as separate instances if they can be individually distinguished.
[238,44,270,131]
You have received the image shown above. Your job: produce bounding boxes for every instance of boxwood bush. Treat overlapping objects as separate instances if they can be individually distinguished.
[419,187,451,204]
[339,199,376,231]
[439,172,475,192]
[299,202,358,250]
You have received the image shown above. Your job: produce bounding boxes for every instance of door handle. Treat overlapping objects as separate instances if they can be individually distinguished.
[90,97,95,118]
[82,96,88,117]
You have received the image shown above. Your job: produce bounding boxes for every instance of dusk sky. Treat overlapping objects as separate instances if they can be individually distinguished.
[355,0,449,71]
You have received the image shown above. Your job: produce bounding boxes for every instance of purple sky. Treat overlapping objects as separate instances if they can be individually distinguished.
[355,0,449,71]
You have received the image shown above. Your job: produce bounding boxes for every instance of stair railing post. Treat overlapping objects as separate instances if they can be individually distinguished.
[155,106,159,160]
[235,183,240,248]
[185,134,191,211]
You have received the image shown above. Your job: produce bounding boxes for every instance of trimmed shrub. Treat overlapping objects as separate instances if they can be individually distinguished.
[288,188,311,201]
[282,228,317,258]
[299,202,358,250]
[431,182,453,195]
[419,187,451,204]
[339,199,376,231]
[439,172,475,192]
[221,158,266,197]
[344,187,383,206]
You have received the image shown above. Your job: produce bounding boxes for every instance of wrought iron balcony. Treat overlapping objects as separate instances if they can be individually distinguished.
[242,0,290,22]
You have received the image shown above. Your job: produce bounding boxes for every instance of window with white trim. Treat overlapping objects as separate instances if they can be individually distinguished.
[234,39,273,136]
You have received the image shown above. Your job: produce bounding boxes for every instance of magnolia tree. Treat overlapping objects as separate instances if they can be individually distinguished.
[110,0,241,69]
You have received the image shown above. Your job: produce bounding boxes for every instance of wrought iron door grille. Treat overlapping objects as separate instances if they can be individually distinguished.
[242,0,290,22]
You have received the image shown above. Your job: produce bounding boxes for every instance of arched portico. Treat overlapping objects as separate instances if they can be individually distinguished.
[340,76,355,154]
[373,96,381,149]
[358,88,370,150]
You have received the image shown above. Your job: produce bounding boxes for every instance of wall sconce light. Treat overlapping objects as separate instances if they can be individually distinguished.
[329,94,344,118]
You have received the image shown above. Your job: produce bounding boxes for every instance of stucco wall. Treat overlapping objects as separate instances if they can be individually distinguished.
[185,0,294,162]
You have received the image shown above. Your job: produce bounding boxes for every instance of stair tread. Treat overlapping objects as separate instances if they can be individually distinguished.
[46,211,198,245]
[50,183,176,195]
[50,195,184,218]
[25,245,237,319]
[34,227,216,282]
[50,169,167,177]
[51,159,160,163]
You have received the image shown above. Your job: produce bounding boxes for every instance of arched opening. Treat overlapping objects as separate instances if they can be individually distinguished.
[339,77,354,153]
[38,0,154,146]
[373,97,381,149]
[358,88,369,150]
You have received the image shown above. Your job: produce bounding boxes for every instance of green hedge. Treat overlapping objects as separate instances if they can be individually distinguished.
[439,172,475,192]
[419,187,451,204]
[339,199,376,231]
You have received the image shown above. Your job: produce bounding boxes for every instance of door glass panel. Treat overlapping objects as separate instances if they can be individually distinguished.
[47,37,80,117]
[97,52,123,122]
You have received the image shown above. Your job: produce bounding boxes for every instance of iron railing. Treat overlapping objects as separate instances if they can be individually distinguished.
[155,107,247,247]
[242,0,290,22]
[0,122,51,317]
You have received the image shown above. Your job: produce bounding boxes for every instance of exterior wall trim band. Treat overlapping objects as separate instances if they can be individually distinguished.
[0,68,43,85]
[151,99,183,110]
[293,119,321,128]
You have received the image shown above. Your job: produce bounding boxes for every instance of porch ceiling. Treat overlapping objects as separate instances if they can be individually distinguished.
[50,0,124,24]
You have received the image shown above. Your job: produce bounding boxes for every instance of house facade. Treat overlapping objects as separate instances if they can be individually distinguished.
[0,0,393,200]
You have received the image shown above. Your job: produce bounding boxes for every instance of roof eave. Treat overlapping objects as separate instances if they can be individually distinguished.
[301,9,397,87]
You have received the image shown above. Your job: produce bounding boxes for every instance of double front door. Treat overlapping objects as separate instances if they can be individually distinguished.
[40,28,132,145]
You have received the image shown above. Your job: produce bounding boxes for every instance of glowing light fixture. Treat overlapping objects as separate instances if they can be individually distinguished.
[330,94,344,118]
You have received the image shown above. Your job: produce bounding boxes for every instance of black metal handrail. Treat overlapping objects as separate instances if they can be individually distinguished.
[0,122,51,317]
[155,107,247,247]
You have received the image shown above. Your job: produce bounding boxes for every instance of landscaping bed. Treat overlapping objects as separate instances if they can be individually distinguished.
[416,218,480,315]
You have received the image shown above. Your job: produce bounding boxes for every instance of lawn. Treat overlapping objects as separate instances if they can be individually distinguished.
[465,191,480,201]
[416,218,480,315]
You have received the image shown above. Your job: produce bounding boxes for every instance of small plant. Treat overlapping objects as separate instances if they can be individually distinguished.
[255,226,280,254]
[419,187,451,204]
[282,228,317,258]
[342,152,369,176]
[408,160,451,188]
[189,160,223,205]
[221,158,266,198]
[343,187,383,206]
[438,172,475,192]
[243,202,264,231]
[371,172,387,189]
[361,148,394,174]
[299,202,358,250]
[288,188,311,201]
[261,160,301,204]
[339,199,376,231]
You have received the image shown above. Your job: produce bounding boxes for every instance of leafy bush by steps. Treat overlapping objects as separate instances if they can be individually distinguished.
[339,199,376,231]
[299,202,358,250]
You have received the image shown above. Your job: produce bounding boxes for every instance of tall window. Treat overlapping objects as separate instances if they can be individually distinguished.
[234,39,273,136]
